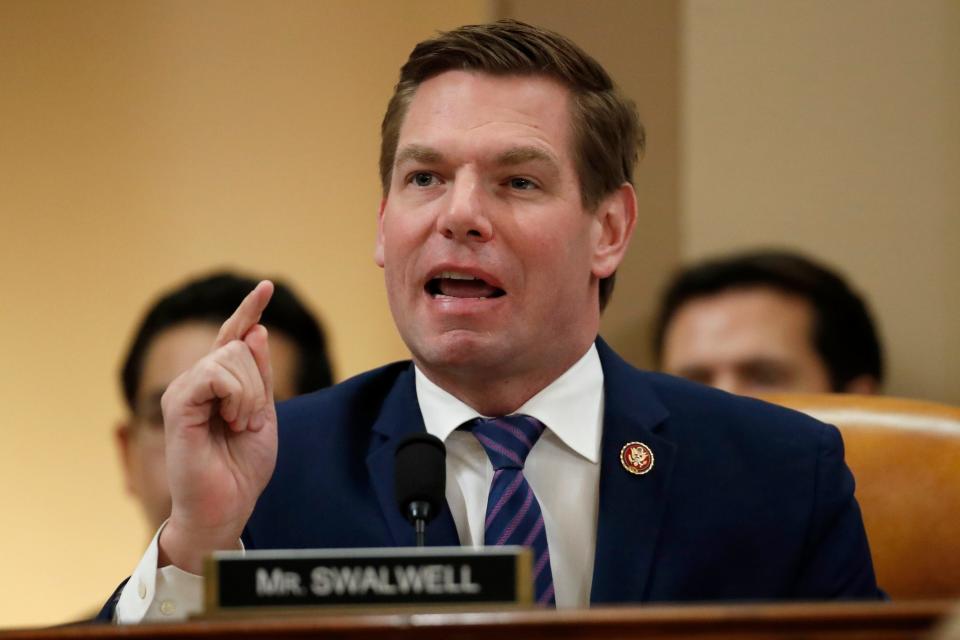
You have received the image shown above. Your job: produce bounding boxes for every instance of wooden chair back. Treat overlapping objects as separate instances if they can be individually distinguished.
[762,393,960,599]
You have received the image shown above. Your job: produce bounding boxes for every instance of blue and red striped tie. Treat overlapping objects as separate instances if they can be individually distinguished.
[468,415,556,606]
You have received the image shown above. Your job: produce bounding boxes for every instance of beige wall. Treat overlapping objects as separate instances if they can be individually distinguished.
[0,0,489,627]
[682,0,960,403]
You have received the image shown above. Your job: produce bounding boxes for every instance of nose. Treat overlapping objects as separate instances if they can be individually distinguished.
[436,174,492,242]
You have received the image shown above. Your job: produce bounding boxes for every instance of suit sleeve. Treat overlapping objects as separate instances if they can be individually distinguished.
[793,422,884,599]
[93,578,127,623]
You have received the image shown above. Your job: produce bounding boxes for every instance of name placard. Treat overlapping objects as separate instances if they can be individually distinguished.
[203,546,532,616]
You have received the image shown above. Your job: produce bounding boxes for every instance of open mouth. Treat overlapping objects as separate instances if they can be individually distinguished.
[426,272,506,299]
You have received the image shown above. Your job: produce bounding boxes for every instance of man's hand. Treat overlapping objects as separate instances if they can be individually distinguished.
[158,281,278,574]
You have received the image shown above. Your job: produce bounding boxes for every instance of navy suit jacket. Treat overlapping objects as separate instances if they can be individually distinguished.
[243,339,881,603]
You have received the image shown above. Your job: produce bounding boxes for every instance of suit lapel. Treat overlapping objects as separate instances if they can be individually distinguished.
[365,364,461,548]
[590,339,677,603]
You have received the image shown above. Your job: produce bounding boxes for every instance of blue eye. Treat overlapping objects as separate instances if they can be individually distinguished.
[411,172,435,187]
[509,177,537,190]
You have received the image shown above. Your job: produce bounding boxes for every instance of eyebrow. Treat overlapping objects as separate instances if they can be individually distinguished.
[394,144,443,167]
[494,146,560,172]
[395,144,561,174]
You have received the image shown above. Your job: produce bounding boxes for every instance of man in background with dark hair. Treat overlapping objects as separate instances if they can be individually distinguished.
[115,272,334,532]
[653,249,883,397]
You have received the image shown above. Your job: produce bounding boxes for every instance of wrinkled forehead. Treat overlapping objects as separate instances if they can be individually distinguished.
[395,71,576,165]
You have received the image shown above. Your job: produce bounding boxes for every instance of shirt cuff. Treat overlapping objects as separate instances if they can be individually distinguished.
[115,521,244,623]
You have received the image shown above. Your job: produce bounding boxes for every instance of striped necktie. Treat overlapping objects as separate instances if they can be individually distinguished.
[468,414,556,606]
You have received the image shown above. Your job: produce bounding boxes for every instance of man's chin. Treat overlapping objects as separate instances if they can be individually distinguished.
[407,330,511,374]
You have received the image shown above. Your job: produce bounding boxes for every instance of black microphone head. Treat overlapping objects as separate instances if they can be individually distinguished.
[394,433,446,525]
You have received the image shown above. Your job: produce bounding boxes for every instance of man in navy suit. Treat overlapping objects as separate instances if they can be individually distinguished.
[110,20,880,622]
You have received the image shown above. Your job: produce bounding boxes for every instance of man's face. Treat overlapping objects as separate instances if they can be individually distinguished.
[116,321,300,530]
[375,71,627,392]
[660,286,833,396]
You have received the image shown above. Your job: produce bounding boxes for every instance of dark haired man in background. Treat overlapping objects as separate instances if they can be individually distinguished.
[115,272,333,532]
[654,250,883,397]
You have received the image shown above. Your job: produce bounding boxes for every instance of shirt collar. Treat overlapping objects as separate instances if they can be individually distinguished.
[414,343,604,464]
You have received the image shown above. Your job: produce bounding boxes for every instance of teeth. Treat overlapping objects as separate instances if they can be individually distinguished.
[438,271,478,281]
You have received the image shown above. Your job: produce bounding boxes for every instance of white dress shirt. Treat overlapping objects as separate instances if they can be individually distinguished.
[117,344,604,622]
[417,344,604,608]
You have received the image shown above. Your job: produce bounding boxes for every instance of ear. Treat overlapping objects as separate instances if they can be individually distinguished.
[114,422,139,497]
[374,198,387,268]
[843,374,880,395]
[590,183,637,279]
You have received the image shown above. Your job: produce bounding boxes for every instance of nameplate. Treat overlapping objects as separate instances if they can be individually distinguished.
[203,546,532,616]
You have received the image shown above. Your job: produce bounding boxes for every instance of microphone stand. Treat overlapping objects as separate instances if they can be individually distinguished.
[407,500,432,547]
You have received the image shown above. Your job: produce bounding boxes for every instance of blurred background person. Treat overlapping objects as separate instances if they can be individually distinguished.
[115,271,334,532]
[653,249,883,397]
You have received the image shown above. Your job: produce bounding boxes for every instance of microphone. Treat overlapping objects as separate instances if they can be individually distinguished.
[394,433,446,547]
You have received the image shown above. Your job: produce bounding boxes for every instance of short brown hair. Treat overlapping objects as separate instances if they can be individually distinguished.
[379,20,644,311]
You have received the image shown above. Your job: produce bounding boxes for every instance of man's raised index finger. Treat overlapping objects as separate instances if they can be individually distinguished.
[214,280,275,348]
